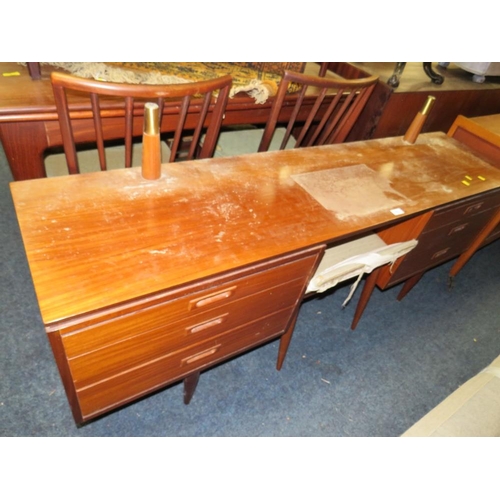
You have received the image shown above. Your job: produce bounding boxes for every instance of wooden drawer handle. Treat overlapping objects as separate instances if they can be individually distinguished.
[448,223,468,235]
[190,287,236,309]
[188,315,227,334]
[182,345,221,365]
[432,248,450,260]
[464,202,484,214]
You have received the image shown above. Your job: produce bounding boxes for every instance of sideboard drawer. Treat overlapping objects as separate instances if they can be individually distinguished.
[423,191,500,233]
[68,278,306,389]
[484,221,500,245]
[60,251,318,358]
[384,203,499,285]
[75,307,295,419]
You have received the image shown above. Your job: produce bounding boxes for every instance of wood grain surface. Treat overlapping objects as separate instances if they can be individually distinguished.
[11,133,500,325]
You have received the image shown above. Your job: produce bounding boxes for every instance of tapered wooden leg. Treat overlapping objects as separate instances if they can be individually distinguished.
[450,208,500,278]
[277,310,300,371]
[350,267,381,330]
[397,272,424,301]
[183,371,200,405]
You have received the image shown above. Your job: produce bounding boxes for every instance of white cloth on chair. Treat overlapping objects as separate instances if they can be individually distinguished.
[306,234,418,306]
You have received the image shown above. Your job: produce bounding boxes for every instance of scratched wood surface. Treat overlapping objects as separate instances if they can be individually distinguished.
[11,132,500,325]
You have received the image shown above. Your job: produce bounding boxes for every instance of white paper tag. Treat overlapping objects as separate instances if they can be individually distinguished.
[390,208,405,216]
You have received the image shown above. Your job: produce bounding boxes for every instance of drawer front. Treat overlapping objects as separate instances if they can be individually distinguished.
[484,222,500,245]
[61,252,318,358]
[68,279,305,389]
[386,208,497,284]
[75,308,295,419]
[423,191,500,233]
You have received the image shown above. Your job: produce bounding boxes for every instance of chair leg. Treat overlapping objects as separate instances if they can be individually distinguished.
[397,272,424,301]
[423,62,444,85]
[27,62,41,80]
[351,267,380,330]
[183,371,200,404]
[387,62,406,88]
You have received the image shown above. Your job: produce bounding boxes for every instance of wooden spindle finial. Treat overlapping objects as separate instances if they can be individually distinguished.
[403,95,436,144]
[141,102,161,180]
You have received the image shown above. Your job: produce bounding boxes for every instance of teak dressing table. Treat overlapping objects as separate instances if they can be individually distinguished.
[10,132,500,425]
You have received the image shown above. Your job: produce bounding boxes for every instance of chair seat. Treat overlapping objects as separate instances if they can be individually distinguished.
[307,234,418,295]
[45,141,171,176]
[213,127,296,158]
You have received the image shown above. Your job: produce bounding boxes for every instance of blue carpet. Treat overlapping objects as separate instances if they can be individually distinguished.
[1,143,499,437]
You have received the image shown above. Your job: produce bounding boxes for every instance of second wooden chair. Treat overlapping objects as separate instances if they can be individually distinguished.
[212,69,378,157]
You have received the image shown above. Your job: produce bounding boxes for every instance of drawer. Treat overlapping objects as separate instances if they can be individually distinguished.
[386,207,497,284]
[60,251,318,357]
[75,307,295,419]
[68,278,306,389]
[483,221,500,246]
[423,191,500,233]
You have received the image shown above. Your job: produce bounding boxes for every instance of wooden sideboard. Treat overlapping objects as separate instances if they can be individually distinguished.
[10,132,500,425]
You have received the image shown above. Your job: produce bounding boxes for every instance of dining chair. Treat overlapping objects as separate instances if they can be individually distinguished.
[49,71,232,175]
[306,234,418,330]
[212,69,379,157]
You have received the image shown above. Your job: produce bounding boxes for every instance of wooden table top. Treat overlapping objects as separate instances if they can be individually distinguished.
[468,114,500,136]
[0,62,270,122]
[469,115,500,135]
[11,132,500,326]
[0,63,59,119]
